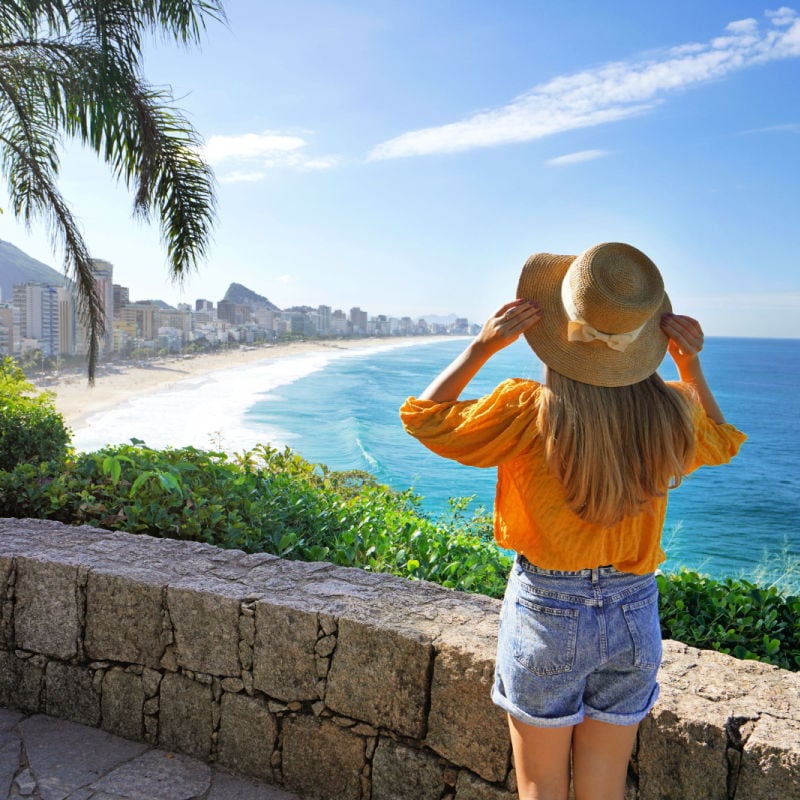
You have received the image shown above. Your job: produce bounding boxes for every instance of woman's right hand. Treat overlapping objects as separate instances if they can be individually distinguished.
[661,313,704,371]
[660,312,726,423]
[474,299,542,356]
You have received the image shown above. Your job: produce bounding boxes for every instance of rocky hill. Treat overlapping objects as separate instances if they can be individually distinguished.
[222,282,280,311]
[0,240,65,301]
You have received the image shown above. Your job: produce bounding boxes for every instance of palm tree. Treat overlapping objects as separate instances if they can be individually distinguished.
[0,0,224,381]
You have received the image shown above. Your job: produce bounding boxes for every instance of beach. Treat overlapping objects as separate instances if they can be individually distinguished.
[37,336,445,452]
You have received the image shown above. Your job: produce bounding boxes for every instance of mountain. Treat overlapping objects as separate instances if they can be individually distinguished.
[0,240,65,301]
[222,282,280,311]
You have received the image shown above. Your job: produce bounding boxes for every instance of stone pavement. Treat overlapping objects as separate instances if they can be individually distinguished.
[0,709,303,800]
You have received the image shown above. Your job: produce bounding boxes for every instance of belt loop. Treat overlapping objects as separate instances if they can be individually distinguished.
[591,567,599,584]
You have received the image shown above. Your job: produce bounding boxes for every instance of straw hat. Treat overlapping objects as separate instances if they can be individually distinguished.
[516,242,671,387]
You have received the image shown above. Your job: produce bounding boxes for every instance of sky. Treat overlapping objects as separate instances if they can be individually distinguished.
[2,0,799,336]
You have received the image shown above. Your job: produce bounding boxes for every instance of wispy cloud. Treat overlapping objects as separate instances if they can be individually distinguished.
[545,149,609,167]
[369,8,800,160]
[740,121,800,134]
[203,131,339,179]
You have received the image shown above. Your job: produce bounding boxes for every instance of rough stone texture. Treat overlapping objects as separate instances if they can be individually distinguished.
[158,671,213,759]
[0,650,43,713]
[427,638,509,783]
[325,617,432,738]
[19,713,150,796]
[44,661,100,727]
[102,667,145,740]
[91,748,212,800]
[638,692,730,800]
[1,520,799,800]
[14,558,80,659]
[167,579,243,676]
[0,555,14,649]
[253,601,319,701]
[217,691,276,780]
[736,714,800,799]
[455,769,517,800]
[371,738,444,800]
[282,716,364,800]
[85,569,165,668]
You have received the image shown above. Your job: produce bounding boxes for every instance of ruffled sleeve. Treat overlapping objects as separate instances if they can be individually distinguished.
[669,382,747,472]
[399,378,541,468]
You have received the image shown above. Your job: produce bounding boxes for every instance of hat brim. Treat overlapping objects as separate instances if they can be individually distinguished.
[517,252,671,387]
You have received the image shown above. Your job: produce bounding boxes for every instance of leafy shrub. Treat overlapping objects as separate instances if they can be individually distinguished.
[0,358,70,471]
[0,434,795,670]
[0,442,510,597]
[657,569,800,671]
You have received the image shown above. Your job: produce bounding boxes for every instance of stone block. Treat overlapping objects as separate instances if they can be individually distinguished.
[101,667,145,740]
[45,661,101,726]
[427,641,510,783]
[14,558,80,659]
[85,570,165,668]
[736,714,800,800]
[325,618,432,738]
[167,579,242,676]
[253,601,318,701]
[217,692,277,780]
[455,769,517,800]
[371,738,444,800]
[0,650,42,713]
[638,691,729,800]
[158,671,213,758]
[282,716,364,800]
[0,556,13,649]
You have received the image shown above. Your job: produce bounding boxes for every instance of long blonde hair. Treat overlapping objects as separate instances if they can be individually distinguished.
[537,370,695,526]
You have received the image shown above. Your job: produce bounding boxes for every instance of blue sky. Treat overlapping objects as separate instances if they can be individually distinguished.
[2,1,799,336]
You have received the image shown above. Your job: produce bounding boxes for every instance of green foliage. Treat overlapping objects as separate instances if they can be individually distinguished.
[0,0,223,378]
[0,441,510,597]
[1,431,795,670]
[658,569,800,671]
[0,357,70,471]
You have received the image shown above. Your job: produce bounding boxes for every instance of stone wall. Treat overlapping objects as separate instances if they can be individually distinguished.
[0,519,797,800]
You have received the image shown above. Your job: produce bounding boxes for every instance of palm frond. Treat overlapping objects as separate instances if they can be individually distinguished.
[0,0,222,380]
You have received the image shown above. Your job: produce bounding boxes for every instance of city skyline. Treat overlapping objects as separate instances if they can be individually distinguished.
[1,254,473,362]
[1,2,799,338]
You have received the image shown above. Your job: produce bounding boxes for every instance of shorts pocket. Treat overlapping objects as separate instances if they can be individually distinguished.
[621,591,662,671]
[513,596,579,676]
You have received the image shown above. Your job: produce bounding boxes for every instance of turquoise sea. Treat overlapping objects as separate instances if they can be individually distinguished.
[245,336,800,586]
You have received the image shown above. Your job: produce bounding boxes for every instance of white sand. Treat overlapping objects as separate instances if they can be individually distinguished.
[36,337,444,450]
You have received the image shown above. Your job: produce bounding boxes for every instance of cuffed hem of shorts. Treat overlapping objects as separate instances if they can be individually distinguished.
[491,685,584,729]
[584,684,660,727]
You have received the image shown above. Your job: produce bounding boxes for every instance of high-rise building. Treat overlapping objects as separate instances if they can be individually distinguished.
[12,283,60,356]
[349,307,368,335]
[112,284,130,317]
[57,287,77,355]
[317,305,332,337]
[0,304,16,356]
[91,259,114,352]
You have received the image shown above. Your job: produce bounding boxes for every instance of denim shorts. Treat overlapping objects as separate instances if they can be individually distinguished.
[491,555,662,728]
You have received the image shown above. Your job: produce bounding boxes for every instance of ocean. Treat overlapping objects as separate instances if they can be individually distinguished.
[74,336,799,587]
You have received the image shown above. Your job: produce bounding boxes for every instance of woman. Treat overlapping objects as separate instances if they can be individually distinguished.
[400,242,745,800]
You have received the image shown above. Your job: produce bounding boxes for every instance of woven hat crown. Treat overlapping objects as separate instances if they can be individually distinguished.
[517,241,671,387]
[569,243,665,335]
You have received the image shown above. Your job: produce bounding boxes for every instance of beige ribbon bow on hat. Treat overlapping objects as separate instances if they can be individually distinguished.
[562,279,645,353]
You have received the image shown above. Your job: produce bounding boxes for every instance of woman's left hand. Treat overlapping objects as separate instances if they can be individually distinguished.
[474,299,542,356]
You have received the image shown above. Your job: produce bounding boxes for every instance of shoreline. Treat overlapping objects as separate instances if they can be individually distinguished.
[38,336,451,434]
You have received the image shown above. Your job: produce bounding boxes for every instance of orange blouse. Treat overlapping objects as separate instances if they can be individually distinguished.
[399,379,746,574]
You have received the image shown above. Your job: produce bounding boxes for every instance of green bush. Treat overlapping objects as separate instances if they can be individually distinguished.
[0,358,70,471]
[658,569,800,671]
[0,442,510,597]
[0,434,795,671]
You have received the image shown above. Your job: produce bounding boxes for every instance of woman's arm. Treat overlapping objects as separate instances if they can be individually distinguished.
[660,313,726,424]
[420,299,542,402]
